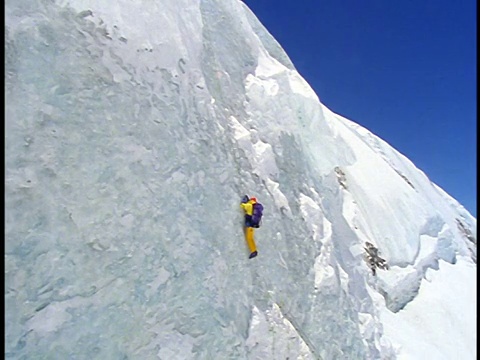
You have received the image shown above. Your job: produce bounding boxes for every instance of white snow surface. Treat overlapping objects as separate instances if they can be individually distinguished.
[5,0,476,359]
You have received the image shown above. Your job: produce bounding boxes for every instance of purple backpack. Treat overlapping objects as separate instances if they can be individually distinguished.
[251,203,264,228]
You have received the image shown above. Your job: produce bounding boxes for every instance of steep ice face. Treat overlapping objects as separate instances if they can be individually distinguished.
[5,0,476,359]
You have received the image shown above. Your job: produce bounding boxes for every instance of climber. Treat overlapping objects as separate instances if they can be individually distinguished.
[240,195,263,258]
[241,195,263,228]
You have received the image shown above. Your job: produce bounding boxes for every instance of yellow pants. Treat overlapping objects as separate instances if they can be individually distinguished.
[244,227,257,254]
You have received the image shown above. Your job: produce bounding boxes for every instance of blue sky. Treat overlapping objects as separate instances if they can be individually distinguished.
[243,0,476,217]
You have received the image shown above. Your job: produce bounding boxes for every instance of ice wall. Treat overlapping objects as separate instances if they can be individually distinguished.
[5,0,476,359]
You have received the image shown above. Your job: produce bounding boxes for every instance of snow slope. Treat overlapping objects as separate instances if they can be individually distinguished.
[5,0,476,359]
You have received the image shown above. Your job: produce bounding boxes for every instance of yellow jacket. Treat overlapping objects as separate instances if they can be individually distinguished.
[240,200,256,215]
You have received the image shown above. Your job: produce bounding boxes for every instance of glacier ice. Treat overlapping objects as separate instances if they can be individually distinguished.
[5,0,476,359]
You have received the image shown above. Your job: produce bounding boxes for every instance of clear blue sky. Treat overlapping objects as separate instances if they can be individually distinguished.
[243,0,477,217]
